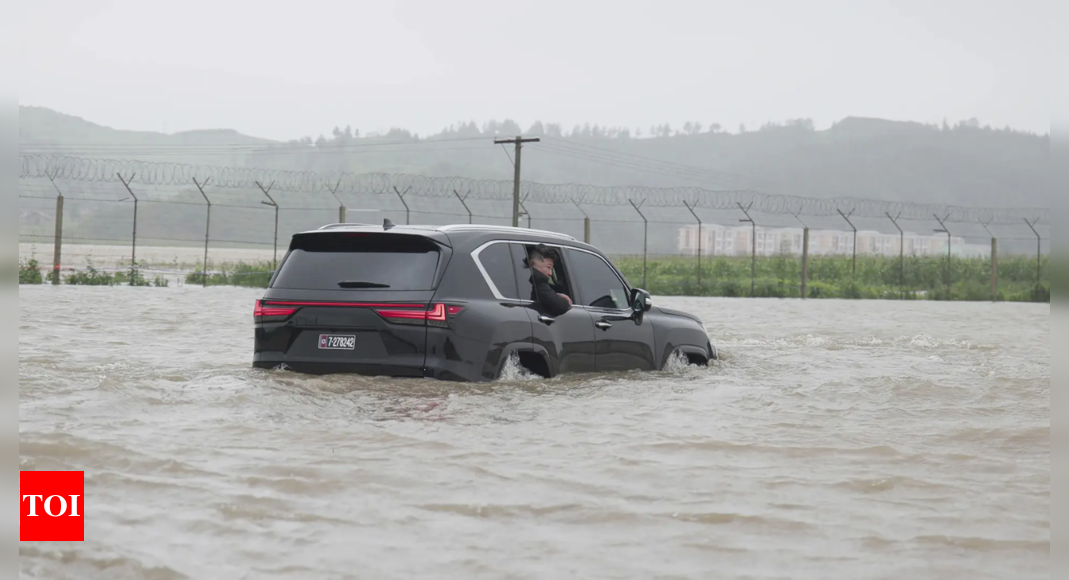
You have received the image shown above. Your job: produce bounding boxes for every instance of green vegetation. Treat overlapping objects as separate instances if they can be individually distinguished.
[185,261,274,288]
[26,259,171,287]
[611,254,1049,302]
[19,259,43,285]
[64,263,115,286]
[162,254,1049,303]
[19,250,1048,302]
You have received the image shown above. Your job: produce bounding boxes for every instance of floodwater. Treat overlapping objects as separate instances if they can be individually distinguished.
[19,287,1049,580]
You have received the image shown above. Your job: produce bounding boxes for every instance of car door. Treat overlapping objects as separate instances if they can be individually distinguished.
[563,248,657,373]
[510,243,596,376]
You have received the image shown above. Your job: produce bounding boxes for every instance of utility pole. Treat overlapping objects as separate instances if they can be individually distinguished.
[494,136,540,227]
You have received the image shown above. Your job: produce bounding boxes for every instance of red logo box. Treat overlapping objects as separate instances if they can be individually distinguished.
[20,471,84,542]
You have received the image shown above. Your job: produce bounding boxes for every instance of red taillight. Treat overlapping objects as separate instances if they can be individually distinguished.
[375,303,462,326]
[254,300,297,321]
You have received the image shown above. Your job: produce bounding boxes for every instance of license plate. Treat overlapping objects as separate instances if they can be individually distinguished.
[318,334,356,350]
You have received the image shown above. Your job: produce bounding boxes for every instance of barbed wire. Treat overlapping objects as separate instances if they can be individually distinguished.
[20,154,1047,225]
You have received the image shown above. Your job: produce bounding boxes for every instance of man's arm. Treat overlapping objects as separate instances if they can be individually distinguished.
[532,270,572,316]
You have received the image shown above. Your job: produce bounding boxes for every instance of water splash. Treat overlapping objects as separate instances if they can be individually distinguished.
[497,352,543,382]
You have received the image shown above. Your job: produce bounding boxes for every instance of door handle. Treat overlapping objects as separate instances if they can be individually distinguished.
[538,315,555,325]
[595,321,612,330]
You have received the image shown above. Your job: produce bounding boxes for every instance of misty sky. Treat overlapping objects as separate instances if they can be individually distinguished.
[19,0,1049,142]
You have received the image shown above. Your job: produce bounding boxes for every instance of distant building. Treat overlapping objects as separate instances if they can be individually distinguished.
[677,224,979,258]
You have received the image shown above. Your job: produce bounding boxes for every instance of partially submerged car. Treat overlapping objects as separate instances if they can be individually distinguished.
[253,222,717,381]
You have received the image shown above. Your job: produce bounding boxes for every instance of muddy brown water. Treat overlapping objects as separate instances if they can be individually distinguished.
[19,286,1049,580]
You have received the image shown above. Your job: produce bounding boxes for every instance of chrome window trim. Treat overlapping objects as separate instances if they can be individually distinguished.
[470,241,511,301]
[470,239,633,311]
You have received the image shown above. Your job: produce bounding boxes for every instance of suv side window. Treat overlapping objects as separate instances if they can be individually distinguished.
[478,242,520,299]
[565,249,629,310]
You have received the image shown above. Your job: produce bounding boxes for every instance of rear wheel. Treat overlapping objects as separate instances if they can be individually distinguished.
[497,351,550,380]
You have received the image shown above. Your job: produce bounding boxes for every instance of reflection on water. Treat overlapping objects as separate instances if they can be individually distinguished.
[19,286,1049,580]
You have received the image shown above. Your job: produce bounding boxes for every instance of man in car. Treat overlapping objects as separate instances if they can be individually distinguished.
[528,244,572,316]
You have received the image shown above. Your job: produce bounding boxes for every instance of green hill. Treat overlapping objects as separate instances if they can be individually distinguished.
[19,106,1049,209]
[18,105,277,167]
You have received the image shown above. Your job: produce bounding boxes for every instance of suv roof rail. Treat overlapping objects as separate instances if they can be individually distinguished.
[313,222,579,242]
[437,224,578,241]
[317,223,378,230]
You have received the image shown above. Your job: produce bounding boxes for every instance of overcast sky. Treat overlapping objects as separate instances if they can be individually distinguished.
[19,0,1050,142]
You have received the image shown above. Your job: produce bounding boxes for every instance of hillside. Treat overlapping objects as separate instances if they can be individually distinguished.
[19,107,1049,210]
[18,107,1049,259]
[18,106,277,167]
[251,117,1049,209]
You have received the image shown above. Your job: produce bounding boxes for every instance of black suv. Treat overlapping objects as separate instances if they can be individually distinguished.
[253,222,717,382]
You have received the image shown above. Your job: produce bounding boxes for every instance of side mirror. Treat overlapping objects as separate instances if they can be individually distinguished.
[630,288,652,313]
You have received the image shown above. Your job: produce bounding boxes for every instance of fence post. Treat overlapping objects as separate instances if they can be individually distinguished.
[117,173,139,278]
[393,186,411,225]
[837,209,857,275]
[738,202,756,297]
[628,199,648,289]
[1024,218,1042,301]
[933,214,951,298]
[193,177,212,287]
[52,194,64,285]
[46,172,64,285]
[327,180,345,223]
[980,220,997,302]
[453,190,473,224]
[887,212,904,299]
[255,181,279,270]
[682,201,702,290]
[518,194,532,229]
[792,212,809,300]
[572,198,590,243]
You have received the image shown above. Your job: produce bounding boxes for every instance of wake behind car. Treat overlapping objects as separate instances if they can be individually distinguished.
[253,221,717,382]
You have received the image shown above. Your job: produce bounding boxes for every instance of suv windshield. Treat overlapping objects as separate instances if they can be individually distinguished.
[271,233,441,291]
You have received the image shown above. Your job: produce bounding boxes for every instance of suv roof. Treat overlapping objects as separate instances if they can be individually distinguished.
[310,222,579,243]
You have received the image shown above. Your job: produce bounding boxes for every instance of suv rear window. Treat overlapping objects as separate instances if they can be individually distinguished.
[271,233,441,291]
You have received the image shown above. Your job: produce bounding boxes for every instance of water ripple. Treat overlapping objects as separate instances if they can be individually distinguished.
[18,287,1049,580]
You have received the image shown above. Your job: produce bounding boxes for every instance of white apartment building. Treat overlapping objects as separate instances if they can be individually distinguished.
[677,224,984,258]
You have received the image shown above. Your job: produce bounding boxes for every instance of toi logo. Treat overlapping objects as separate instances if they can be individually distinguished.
[20,471,85,542]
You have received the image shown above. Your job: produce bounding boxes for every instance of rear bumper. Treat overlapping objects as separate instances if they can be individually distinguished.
[253,330,502,383]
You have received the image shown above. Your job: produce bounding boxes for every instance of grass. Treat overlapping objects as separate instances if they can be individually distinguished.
[19,253,1051,303]
[611,254,1049,303]
[19,259,169,287]
[185,261,274,288]
[19,259,43,285]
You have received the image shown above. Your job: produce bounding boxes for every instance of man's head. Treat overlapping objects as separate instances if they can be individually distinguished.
[529,244,558,277]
